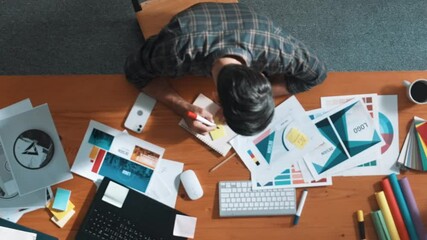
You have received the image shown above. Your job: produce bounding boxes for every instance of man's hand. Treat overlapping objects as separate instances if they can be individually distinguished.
[141,77,217,135]
[184,105,216,135]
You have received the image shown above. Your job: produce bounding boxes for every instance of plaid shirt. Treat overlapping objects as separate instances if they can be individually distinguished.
[129,3,327,94]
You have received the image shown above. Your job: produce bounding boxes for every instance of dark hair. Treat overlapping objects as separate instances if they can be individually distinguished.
[216,64,274,136]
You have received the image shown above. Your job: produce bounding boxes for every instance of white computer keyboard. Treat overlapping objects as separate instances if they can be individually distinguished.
[218,180,296,217]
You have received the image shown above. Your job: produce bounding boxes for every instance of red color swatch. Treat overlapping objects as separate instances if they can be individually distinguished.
[91,149,106,173]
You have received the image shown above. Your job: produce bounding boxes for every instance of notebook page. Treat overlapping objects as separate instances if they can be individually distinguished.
[178,93,236,156]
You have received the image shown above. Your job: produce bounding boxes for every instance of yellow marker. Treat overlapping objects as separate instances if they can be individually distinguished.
[286,128,308,149]
[356,210,366,240]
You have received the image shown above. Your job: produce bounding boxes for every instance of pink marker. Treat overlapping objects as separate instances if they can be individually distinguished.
[187,111,216,127]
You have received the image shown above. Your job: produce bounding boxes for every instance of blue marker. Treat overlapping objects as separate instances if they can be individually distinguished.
[293,189,308,225]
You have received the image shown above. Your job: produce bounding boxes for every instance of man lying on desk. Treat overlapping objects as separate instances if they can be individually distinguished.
[125,2,327,136]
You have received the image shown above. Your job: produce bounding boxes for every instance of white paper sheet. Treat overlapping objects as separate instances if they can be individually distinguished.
[173,214,197,239]
[0,188,46,209]
[321,94,382,175]
[71,120,164,193]
[145,159,183,208]
[102,181,129,208]
[0,99,33,196]
[0,104,73,195]
[304,98,383,180]
[0,226,37,240]
[230,96,324,187]
[321,94,399,176]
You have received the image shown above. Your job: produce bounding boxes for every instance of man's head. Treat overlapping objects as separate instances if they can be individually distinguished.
[216,64,274,136]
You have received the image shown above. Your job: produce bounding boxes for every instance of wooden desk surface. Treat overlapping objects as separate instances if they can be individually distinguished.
[1,71,427,239]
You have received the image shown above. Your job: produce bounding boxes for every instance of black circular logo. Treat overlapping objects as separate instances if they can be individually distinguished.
[13,129,55,169]
[0,186,18,199]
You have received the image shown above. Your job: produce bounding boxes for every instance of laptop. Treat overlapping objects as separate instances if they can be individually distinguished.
[76,177,187,240]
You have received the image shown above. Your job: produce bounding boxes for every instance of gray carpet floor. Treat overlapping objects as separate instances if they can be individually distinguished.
[1,0,426,75]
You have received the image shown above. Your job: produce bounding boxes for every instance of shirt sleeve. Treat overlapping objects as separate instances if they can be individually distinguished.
[284,38,328,94]
[124,38,159,89]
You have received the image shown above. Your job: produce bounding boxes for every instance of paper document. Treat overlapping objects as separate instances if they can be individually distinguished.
[230,96,324,187]
[145,158,184,208]
[0,226,37,240]
[173,214,197,239]
[321,94,399,176]
[0,104,73,195]
[304,98,383,180]
[72,120,164,193]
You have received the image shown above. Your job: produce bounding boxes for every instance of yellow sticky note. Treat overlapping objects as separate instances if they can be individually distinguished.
[51,209,76,228]
[286,128,308,149]
[46,199,75,221]
[209,124,226,141]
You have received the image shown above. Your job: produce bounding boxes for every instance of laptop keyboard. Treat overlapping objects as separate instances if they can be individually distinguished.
[83,207,160,240]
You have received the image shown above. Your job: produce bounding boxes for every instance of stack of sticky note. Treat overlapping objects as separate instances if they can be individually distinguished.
[367,174,427,240]
[397,116,427,171]
[47,188,75,228]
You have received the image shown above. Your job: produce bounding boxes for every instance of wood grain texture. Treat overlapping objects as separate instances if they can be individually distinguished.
[1,71,426,239]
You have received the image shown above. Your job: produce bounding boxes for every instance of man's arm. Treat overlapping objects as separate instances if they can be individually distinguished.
[267,39,327,97]
[141,78,216,134]
[141,77,189,117]
[284,40,328,94]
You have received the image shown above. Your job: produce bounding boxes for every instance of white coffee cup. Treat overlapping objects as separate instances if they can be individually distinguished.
[402,79,427,104]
